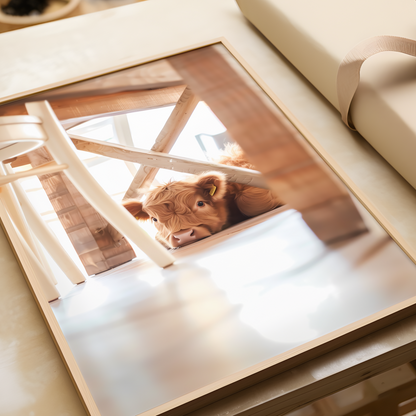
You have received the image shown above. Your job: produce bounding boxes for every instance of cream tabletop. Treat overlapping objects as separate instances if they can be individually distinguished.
[0,0,144,33]
[0,222,87,415]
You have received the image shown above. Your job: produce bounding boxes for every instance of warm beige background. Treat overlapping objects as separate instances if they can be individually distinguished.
[0,0,145,33]
[2,0,416,414]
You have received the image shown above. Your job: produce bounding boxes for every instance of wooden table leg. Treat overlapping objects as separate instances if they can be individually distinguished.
[168,46,367,243]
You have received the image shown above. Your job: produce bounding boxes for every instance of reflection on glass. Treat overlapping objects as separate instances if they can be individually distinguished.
[65,279,110,318]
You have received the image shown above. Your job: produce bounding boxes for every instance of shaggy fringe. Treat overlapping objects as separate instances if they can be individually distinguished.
[216,143,255,170]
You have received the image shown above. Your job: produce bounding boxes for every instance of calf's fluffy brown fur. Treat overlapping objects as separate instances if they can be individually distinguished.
[122,144,282,248]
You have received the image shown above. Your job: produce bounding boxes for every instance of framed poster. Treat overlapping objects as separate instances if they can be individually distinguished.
[1,40,416,416]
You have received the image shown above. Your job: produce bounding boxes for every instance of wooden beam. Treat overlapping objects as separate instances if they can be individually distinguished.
[29,59,183,101]
[0,85,186,122]
[68,134,269,189]
[123,86,200,200]
[167,46,367,243]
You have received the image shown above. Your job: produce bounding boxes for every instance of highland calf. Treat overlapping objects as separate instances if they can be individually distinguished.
[123,145,282,248]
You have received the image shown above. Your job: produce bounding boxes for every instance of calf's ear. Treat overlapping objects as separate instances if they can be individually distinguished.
[196,172,227,201]
[121,200,150,221]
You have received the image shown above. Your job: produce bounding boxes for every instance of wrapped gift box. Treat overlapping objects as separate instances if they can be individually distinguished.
[237,0,416,189]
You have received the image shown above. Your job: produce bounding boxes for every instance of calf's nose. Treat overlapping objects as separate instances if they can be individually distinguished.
[172,228,196,246]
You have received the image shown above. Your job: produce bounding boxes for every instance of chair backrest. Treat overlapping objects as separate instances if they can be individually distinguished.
[0,115,47,161]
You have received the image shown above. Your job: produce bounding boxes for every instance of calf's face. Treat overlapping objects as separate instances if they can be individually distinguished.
[123,172,228,248]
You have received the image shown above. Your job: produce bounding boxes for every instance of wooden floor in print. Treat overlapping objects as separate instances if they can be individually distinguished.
[51,207,416,416]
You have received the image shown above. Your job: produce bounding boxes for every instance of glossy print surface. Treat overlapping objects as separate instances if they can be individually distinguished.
[51,209,416,416]
[3,0,416,414]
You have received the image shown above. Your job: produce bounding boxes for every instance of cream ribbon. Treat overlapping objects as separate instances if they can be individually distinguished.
[337,35,416,129]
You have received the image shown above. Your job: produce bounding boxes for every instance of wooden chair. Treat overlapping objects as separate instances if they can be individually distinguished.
[0,101,175,301]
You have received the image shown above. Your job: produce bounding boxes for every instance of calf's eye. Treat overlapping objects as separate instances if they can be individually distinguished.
[197,201,205,207]
[152,218,158,222]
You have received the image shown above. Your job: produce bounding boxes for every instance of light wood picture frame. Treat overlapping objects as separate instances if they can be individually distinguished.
[2,39,416,416]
